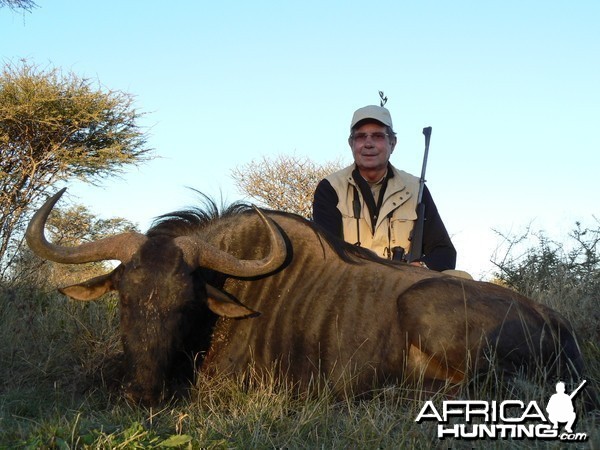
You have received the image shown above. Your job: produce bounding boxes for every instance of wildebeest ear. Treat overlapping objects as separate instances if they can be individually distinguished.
[59,271,116,301]
[206,284,260,318]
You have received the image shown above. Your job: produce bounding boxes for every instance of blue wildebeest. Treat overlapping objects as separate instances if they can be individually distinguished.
[26,188,584,406]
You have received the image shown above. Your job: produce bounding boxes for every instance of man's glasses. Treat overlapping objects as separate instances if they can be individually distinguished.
[350,132,389,144]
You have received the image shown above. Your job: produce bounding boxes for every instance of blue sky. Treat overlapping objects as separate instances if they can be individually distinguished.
[2,1,599,278]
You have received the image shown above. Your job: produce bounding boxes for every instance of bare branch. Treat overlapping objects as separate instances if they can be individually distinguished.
[231,154,342,219]
[0,0,38,12]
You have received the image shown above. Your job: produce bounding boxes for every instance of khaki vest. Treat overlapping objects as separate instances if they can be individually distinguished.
[326,165,420,259]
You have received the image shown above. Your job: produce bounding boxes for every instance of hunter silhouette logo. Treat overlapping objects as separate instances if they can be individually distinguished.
[415,380,589,442]
[546,380,586,434]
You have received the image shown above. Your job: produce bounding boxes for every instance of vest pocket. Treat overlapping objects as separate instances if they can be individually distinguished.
[388,213,417,251]
[341,215,370,246]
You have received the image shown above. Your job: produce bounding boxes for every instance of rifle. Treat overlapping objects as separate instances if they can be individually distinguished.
[405,126,432,263]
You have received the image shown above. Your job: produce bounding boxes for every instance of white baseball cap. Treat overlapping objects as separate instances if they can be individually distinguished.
[350,105,393,130]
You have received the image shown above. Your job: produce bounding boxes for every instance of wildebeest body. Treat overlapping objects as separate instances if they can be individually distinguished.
[26,190,584,405]
[197,213,581,393]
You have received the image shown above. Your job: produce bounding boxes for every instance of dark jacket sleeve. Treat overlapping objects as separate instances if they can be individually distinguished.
[420,185,457,271]
[312,179,343,238]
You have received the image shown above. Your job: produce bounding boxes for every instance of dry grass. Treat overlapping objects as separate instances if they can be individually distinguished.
[0,280,598,449]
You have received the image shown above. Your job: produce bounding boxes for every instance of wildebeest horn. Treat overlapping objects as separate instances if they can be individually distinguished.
[26,188,147,264]
[175,206,287,277]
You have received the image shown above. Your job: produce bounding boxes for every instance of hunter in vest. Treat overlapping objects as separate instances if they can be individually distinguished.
[312,105,456,272]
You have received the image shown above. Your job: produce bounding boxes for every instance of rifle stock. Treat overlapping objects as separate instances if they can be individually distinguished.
[406,202,425,263]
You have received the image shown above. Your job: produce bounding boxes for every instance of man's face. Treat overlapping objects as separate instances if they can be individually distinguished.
[349,122,396,177]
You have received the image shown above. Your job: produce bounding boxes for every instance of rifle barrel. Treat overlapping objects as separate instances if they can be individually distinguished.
[417,127,431,204]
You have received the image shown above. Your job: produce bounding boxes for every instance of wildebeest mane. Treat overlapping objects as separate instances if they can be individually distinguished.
[147,193,247,239]
[147,192,397,267]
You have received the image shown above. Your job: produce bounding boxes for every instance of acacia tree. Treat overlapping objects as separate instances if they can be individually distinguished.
[0,60,151,274]
[231,154,342,219]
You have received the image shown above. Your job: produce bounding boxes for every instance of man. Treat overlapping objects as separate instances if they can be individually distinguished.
[312,105,456,271]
